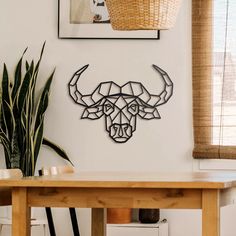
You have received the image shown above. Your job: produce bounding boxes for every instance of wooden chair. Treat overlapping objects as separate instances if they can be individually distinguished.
[0,169,47,235]
[39,166,80,236]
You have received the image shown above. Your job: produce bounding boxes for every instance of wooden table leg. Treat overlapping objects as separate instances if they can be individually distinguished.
[12,187,31,236]
[91,208,106,236]
[202,189,220,236]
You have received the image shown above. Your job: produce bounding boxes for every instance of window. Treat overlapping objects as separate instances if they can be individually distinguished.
[192,0,236,159]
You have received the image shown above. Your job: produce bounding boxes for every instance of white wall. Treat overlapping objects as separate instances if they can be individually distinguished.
[0,0,236,235]
[0,0,193,172]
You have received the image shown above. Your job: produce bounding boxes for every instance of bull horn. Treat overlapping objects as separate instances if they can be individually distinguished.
[148,64,173,107]
[68,64,89,105]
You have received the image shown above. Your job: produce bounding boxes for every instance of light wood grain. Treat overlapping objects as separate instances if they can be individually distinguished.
[202,189,220,236]
[92,209,106,236]
[0,171,236,189]
[27,187,202,209]
[12,187,31,236]
[0,171,235,236]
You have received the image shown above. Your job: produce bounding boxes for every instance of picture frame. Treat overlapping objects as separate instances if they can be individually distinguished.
[58,0,160,40]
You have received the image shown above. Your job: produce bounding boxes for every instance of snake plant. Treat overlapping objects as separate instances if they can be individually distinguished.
[0,43,71,176]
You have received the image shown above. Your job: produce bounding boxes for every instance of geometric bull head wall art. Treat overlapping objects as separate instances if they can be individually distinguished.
[68,64,173,143]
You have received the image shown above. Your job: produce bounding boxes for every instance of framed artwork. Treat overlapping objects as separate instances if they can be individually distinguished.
[58,0,160,39]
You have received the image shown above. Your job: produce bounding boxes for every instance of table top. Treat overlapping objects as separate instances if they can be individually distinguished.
[1,171,236,189]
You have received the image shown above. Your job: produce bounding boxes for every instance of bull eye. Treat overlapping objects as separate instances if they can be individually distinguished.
[128,103,139,115]
[103,102,114,115]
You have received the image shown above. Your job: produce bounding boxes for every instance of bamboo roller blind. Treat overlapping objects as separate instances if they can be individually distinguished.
[192,0,236,159]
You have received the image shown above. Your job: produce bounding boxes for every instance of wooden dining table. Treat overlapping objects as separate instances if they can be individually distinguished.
[1,171,236,236]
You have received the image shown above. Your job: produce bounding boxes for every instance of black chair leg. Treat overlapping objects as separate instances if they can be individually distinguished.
[39,170,80,236]
[39,170,56,236]
[69,208,80,236]
[46,207,56,236]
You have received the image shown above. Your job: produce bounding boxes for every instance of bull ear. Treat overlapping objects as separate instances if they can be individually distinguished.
[138,107,161,120]
[81,106,104,120]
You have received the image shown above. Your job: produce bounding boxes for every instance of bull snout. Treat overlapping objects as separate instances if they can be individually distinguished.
[109,123,132,143]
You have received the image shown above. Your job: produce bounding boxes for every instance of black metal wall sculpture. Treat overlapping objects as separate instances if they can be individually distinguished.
[68,64,173,143]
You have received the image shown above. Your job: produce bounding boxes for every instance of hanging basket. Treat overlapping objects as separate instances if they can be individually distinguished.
[105,0,182,30]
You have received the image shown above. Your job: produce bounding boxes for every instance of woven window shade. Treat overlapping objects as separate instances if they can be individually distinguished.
[193,0,236,159]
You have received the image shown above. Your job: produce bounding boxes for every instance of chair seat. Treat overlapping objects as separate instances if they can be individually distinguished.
[0,217,48,236]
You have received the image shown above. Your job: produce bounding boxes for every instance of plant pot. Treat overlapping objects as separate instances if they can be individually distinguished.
[139,209,160,223]
[107,208,131,224]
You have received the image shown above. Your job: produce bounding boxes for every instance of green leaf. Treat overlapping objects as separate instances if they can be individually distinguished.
[34,70,54,132]
[28,60,34,78]
[0,130,11,168]
[11,123,20,152]
[34,91,48,132]
[30,137,35,176]
[2,101,15,142]
[10,152,21,169]
[0,130,10,148]
[12,48,27,100]
[17,69,32,112]
[19,107,26,132]
[34,41,46,79]
[33,119,44,165]
[13,115,25,156]
[42,138,73,166]
[1,65,12,135]
[2,64,11,107]
[25,61,29,71]
[0,103,6,133]
[30,42,46,113]
[3,147,11,169]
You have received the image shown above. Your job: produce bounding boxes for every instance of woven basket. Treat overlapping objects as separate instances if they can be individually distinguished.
[105,0,182,30]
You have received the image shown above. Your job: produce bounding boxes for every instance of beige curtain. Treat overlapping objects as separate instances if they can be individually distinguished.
[192,0,236,159]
